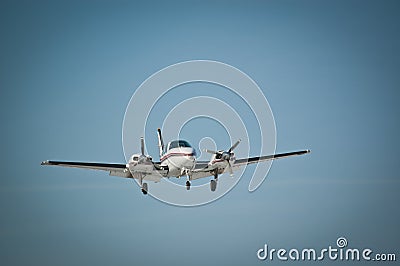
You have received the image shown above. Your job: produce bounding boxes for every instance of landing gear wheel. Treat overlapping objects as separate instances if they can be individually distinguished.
[210,179,217,192]
[141,183,148,195]
[186,180,191,190]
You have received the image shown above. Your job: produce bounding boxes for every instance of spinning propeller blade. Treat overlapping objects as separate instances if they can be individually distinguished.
[204,149,218,154]
[228,139,241,153]
[140,137,145,156]
[227,161,233,176]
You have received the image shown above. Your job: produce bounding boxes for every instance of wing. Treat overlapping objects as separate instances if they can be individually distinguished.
[41,160,132,178]
[233,149,311,166]
[191,150,310,180]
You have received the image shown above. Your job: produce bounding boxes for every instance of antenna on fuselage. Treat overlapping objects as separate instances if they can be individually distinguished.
[157,128,164,158]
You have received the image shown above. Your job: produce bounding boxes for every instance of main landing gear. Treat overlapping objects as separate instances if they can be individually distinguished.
[141,182,148,195]
[210,179,217,192]
[186,180,191,190]
[137,173,148,195]
[210,170,218,192]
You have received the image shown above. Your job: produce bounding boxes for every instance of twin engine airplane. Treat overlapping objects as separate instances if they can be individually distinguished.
[41,128,310,194]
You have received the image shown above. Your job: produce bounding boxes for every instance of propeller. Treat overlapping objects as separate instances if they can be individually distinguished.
[140,137,145,156]
[226,160,234,176]
[228,139,241,153]
[204,149,217,154]
[204,139,241,176]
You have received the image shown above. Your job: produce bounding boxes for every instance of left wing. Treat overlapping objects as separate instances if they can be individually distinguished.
[41,160,132,178]
[233,149,310,166]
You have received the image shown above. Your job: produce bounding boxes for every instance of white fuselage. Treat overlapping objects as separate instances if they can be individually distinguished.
[160,147,196,177]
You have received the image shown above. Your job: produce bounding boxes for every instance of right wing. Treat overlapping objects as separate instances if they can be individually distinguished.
[41,160,132,178]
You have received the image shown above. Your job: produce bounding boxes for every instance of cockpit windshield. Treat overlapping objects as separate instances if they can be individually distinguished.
[167,140,192,150]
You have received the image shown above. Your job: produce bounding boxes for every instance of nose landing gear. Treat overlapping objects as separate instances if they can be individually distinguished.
[181,168,192,191]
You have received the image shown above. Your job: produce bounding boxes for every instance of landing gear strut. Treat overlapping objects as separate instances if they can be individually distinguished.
[214,170,218,181]
[182,168,191,191]
[137,173,148,195]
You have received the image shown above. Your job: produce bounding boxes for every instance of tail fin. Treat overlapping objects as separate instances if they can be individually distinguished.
[157,128,164,158]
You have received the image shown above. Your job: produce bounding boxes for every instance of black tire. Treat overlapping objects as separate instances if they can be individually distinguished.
[186,181,191,190]
[142,183,148,195]
[210,179,217,192]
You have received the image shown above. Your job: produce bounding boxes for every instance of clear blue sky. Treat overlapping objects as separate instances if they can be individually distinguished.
[1,0,399,265]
